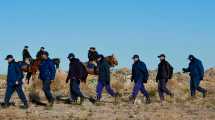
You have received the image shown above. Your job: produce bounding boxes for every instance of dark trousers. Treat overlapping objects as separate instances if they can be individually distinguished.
[96,80,116,100]
[131,80,149,98]
[158,79,172,101]
[70,79,84,101]
[42,80,54,103]
[190,78,206,96]
[4,84,28,104]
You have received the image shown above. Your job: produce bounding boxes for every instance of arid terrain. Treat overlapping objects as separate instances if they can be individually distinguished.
[0,68,215,120]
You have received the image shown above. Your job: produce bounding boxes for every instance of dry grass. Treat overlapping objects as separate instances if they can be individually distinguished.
[0,68,215,120]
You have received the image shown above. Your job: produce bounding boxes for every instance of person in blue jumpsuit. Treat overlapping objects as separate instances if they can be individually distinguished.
[39,51,56,107]
[129,55,151,104]
[3,55,28,109]
[183,55,207,98]
[96,54,118,101]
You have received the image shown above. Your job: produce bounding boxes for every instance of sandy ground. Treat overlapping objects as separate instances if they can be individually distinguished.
[0,92,214,120]
[0,68,215,120]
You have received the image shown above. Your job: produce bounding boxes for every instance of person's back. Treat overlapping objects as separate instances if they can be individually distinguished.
[22,49,31,60]
[88,51,98,61]
[88,47,98,61]
[188,58,204,79]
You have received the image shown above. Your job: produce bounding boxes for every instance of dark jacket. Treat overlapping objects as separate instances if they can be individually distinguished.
[131,60,149,83]
[97,58,110,85]
[36,50,44,58]
[184,58,204,80]
[156,60,172,81]
[39,58,56,81]
[66,58,87,83]
[88,51,98,61]
[22,49,32,60]
[7,60,24,86]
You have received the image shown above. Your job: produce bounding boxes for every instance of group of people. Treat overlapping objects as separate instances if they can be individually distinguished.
[3,47,56,109]
[1,46,207,109]
[130,54,207,105]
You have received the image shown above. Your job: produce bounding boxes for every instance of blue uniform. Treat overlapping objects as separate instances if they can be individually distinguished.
[39,58,56,102]
[4,60,27,105]
[131,60,149,98]
[96,58,116,100]
[184,58,206,96]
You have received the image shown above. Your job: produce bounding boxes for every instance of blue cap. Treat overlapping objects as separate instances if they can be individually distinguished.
[158,54,166,58]
[5,55,13,60]
[132,54,139,59]
[188,54,195,60]
[67,53,75,59]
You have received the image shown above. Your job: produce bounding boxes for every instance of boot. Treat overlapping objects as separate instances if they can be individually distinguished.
[48,99,54,107]
[129,96,136,104]
[114,92,120,104]
[170,93,174,98]
[160,100,164,106]
[145,96,151,104]
[160,97,165,106]
[1,103,10,109]
[88,97,96,104]
[96,96,101,102]
[20,103,29,109]
[203,90,207,98]
[80,97,85,105]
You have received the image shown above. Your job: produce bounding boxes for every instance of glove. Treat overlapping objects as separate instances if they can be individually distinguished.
[66,79,69,83]
[200,76,204,80]
[182,68,186,73]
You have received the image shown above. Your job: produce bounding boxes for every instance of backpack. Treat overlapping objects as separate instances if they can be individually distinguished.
[79,62,88,83]
[168,64,174,79]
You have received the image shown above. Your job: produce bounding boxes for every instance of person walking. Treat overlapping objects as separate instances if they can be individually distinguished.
[96,54,118,101]
[183,55,207,98]
[3,55,28,109]
[156,54,174,105]
[129,55,151,104]
[39,51,56,107]
[66,53,86,104]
